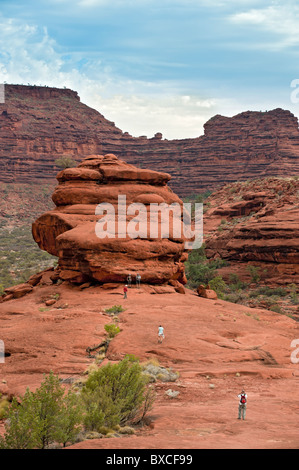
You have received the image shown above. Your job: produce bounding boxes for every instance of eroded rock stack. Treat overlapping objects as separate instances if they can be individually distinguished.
[32,154,189,287]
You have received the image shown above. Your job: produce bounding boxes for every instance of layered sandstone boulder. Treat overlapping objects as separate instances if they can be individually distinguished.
[32,154,189,286]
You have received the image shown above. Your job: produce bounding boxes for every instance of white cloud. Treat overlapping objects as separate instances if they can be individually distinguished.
[0,14,226,138]
[229,3,299,49]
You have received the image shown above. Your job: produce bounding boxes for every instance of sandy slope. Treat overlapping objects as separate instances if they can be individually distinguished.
[1,283,299,449]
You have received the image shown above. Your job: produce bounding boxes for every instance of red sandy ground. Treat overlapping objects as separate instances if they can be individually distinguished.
[1,283,299,449]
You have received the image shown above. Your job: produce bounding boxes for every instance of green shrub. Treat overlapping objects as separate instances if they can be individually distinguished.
[269,304,282,313]
[0,396,9,419]
[0,372,83,449]
[81,356,155,431]
[104,324,120,338]
[54,156,76,169]
[246,265,261,283]
[228,273,247,291]
[209,276,227,295]
[104,305,125,314]
[256,286,287,297]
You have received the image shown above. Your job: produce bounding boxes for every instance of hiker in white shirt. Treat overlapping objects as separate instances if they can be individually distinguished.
[158,325,165,343]
[237,390,247,420]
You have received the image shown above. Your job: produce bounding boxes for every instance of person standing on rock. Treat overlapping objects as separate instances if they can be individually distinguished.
[237,389,247,420]
[127,274,132,288]
[136,273,141,288]
[158,325,165,343]
[123,285,128,299]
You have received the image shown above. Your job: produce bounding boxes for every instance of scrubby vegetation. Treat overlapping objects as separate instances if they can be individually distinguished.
[104,323,121,338]
[0,225,57,293]
[0,371,83,449]
[54,156,77,169]
[104,305,125,315]
[185,243,228,289]
[0,182,57,292]
[81,356,155,433]
[185,245,299,319]
[0,356,155,449]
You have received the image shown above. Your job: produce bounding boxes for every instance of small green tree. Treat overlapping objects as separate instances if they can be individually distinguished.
[54,389,84,447]
[81,356,154,431]
[0,394,39,449]
[32,371,65,449]
[0,371,83,449]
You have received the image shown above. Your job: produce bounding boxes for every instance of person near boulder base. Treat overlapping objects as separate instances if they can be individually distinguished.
[237,389,247,420]
[136,273,141,288]
[127,274,132,287]
[123,285,128,299]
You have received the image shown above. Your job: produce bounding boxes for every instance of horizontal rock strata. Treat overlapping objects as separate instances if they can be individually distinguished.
[1,85,299,196]
[32,154,189,286]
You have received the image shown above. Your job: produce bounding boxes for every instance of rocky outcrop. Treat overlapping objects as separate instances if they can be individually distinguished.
[1,282,299,448]
[32,154,189,286]
[1,85,299,196]
[203,177,299,286]
[197,284,218,300]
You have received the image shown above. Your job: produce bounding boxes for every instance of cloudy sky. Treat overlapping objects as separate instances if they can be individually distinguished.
[1,0,299,138]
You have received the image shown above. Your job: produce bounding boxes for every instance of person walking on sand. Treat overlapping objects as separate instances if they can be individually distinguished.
[136,273,141,288]
[158,325,165,343]
[237,389,247,420]
[127,274,132,288]
[123,285,128,299]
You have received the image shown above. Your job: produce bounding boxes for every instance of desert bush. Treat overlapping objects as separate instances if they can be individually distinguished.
[104,305,125,314]
[228,273,247,291]
[54,156,76,169]
[246,265,261,283]
[0,226,57,289]
[81,356,155,432]
[0,372,83,449]
[104,324,120,338]
[255,286,287,297]
[209,276,227,295]
[0,395,9,419]
[185,245,220,288]
[222,292,247,303]
[269,304,283,313]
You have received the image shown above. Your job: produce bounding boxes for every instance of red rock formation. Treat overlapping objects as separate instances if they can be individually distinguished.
[197,284,218,299]
[32,154,189,286]
[203,177,299,286]
[1,85,299,196]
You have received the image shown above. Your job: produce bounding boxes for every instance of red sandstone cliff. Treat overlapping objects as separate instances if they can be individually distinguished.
[1,85,299,196]
[203,177,299,287]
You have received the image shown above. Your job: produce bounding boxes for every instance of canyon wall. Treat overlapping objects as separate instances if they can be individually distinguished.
[1,85,299,196]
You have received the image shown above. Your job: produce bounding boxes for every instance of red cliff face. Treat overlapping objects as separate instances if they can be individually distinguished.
[203,177,299,287]
[1,85,299,196]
